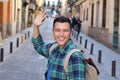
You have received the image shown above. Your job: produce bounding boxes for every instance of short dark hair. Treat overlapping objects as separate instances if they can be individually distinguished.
[53,16,72,30]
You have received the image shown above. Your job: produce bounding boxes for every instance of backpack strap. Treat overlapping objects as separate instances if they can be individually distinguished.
[49,43,58,55]
[64,49,80,77]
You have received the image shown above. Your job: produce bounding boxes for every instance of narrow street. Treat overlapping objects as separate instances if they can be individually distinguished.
[0,17,120,80]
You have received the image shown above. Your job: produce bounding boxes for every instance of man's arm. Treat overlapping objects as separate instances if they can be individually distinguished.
[33,11,47,38]
[33,26,40,38]
[31,11,50,58]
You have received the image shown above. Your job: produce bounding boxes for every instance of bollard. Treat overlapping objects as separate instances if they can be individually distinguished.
[75,32,77,40]
[10,42,13,53]
[98,50,102,63]
[79,36,82,44]
[74,31,77,39]
[25,33,27,40]
[16,38,19,47]
[76,33,78,41]
[0,48,4,62]
[90,43,94,55]
[21,35,24,43]
[73,31,75,38]
[111,60,116,77]
[84,39,88,49]
[28,31,30,37]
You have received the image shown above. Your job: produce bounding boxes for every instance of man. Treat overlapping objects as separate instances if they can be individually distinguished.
[76,19,82,40]
[32,12,86,80]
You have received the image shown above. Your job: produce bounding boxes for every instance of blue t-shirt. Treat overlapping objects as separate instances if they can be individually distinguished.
[47,63,53,80]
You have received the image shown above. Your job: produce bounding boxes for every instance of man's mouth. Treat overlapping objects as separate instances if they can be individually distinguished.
[58,37,65,42]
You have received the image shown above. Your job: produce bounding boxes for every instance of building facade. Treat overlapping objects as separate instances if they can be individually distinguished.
[68,0,120,53]
[0,0,30,39]
[0,0,13,39]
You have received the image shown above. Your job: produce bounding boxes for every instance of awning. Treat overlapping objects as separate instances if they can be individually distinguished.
[75,0,86,6]
[0,0,8,2]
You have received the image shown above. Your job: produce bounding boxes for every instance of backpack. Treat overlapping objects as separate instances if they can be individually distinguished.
[49,43,99,80]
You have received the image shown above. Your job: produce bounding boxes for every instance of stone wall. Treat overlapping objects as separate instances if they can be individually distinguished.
[88,27,120,54]
[88,27,109,45]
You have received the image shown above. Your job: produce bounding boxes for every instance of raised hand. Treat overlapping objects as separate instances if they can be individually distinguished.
[34,11,48,27]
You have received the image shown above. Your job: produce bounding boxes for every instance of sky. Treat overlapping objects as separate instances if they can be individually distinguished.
[45,0,58,6]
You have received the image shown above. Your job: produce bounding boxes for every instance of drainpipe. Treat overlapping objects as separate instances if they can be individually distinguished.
[0,32,3,46]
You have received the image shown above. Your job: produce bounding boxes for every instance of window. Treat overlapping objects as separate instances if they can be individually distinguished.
[83,9,85,21]
[91,3,94,27]
[113,0,119,49]
[114,0,119,26]
[102,0,106,28]
[86,8,88,21]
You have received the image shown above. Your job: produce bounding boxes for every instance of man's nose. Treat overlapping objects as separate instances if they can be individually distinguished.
[60,31,64,36]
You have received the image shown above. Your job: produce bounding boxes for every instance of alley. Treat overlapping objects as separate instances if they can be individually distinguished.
[0,17,120,80]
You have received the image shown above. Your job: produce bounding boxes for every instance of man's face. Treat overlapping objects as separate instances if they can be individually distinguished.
[53,22,72,48]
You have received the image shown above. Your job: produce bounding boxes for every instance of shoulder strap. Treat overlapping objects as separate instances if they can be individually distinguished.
[64,49,99,80]
[49,43,58,55]
[64,49,80,75]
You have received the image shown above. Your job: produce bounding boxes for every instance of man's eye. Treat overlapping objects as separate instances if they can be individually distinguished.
[64,29,68,32]
[55,29,60,32]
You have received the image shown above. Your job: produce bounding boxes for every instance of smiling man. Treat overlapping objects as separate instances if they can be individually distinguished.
[32,12,86,80]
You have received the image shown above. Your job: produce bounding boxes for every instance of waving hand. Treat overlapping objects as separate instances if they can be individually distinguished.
[33,11,47,37]
[34,11,48,27]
